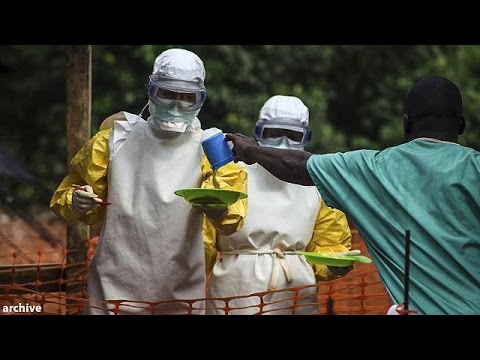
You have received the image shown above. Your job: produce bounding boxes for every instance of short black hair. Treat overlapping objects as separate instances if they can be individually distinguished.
[404,76,463,121]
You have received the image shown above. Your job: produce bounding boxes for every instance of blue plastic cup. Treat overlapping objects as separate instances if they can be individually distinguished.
[202,128,234,171]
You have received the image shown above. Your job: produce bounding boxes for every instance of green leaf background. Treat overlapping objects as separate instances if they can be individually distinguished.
[1,45,478,209]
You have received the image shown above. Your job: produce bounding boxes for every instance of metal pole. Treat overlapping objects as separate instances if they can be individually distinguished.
[65,45,92,314]
[403,229,411,311]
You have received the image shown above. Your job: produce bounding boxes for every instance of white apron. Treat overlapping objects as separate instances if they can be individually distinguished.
[85,114,205,314]
[207,163,321,315]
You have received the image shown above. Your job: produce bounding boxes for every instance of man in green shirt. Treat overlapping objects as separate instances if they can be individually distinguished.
[226,76,480,315]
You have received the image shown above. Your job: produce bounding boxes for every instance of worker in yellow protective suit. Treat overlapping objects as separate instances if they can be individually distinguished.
[51,48,247,314]
[204,95,352,315]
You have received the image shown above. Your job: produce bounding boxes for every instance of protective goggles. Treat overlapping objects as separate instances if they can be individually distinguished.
[148,74,206,111]
[255,118,312,147]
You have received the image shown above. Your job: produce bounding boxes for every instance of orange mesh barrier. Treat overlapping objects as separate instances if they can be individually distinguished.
[0,215,391,315]
[1,265,390,315]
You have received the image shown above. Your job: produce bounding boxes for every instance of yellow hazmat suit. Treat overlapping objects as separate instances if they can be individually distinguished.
[51,112,247,314]
[204,95,352,315]
[204,163,351,315]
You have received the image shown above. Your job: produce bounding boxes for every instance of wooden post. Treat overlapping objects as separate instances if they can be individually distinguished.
[65,45,92,314]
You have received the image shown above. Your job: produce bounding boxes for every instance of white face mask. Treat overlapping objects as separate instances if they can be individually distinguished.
[148,101,200,132]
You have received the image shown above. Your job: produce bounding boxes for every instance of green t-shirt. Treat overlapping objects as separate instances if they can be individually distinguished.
[306,138,480,314]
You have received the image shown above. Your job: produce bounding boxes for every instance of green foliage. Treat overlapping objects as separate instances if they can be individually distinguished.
[0,45,479,208]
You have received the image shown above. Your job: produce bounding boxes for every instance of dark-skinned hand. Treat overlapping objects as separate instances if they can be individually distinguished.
[225,133,259,165]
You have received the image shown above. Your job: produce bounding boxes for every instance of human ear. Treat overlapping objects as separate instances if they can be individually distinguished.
[459,114,466,135]
[404,114,413,135]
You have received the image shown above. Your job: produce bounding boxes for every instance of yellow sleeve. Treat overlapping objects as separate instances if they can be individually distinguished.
[203,217,218,275]
[200,155,248,236]
[49,129,111,226]
[306,198,353,281]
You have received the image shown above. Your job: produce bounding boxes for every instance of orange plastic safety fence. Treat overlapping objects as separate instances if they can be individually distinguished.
[0,251,391,315]
[0,216,391,315]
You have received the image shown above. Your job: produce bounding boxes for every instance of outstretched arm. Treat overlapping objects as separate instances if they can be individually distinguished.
[225,133,314,186]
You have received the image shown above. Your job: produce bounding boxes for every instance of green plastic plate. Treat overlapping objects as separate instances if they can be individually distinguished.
[174,188,247,207]
[299,252,372,267]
